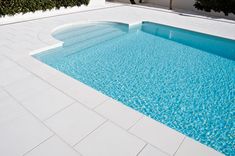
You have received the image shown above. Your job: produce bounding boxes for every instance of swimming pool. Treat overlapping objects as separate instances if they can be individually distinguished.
[34,22,235,155]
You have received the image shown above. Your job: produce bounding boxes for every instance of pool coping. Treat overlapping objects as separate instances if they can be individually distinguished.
[1,3,232,156]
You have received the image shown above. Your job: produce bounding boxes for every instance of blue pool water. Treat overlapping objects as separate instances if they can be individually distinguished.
[34,22,235,155]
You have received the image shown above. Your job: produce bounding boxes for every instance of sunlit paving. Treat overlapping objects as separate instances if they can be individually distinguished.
[0,0,234,156]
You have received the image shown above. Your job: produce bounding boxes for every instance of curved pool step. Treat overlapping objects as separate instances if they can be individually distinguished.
[64,30,127,57]
[39,29,127,59]
[63,27,126,47]
[55,24,112,41]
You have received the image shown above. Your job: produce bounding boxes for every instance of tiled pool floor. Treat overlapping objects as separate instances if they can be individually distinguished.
[1,2,234,156]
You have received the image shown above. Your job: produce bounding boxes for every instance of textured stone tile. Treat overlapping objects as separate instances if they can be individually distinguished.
[5,75,51,101]
[175,137,224,156]
[0,97,53,156]
[129,117,185,155]
[0,65,31,86]
[45,103,105,145]
[25,136,81,156]
[138,144,169,156]
[95,98,143,129]
[65,82,109,109]
[21,87,74,120]
[75,122,145,156]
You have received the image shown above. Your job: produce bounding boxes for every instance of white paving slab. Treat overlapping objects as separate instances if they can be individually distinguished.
[65,82,109,108]
[17,56,60,80]
[25,136,81,156]
[0,56,18,71]
[42,68,79,91]
[0,65,31,86]
[0,92,26,125]
[45,103,105,146]
[138,144,169,156]
[95,98,143,129]
[21,87,75,120]
[0,95,53,156]
[0,88,9,100]
[175,137,224,156]
[75,122,146,156]
[129,116,185,155]
[5,75,51,101]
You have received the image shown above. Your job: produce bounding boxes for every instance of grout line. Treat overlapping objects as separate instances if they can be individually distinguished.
[43,102,77,122]
[173,136,186,156]
[127,115,144,131]
[22,135,55,156]
[93,110,171,156]
[73,120,108,147]
[92,97,111,110]
[2,88,84,156]
[136,143,147,156]
[132,136,171,156]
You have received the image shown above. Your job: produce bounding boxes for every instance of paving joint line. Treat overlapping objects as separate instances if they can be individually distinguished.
[92,110,172,156]
[173,136,186,156]
[72,120,108,147]
[127,115,144,131]
[92,97,111,110]
[22,135,55,156]
[43,101,77,122]
[136,143,147,156]
[2,87,84,156]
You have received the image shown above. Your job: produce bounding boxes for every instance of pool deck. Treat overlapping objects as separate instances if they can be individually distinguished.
[0,2,234,156]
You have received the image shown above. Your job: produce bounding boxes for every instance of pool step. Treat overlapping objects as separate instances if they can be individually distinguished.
[55,24,111,40]
[63,27,125,47]
[64,30,127,57]
[37,27,127,59]
[40,24,128,59]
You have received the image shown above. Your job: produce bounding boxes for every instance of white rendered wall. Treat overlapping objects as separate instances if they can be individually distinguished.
[114,0,235,20]
[89,0,106,6]
[174,0,234,19]
[111,0,143,4]
[146,0,169,6]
